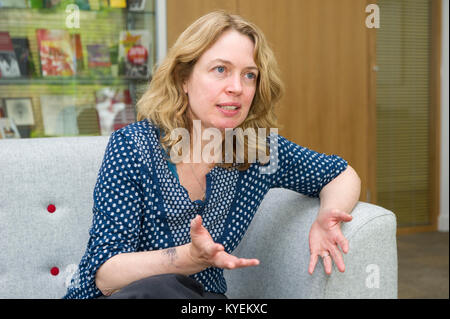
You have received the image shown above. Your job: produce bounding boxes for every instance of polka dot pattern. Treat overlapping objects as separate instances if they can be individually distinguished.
[63,119,347,299]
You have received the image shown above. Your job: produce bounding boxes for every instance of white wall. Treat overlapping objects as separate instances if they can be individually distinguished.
[439,0,449,232]
[155,0,168,66]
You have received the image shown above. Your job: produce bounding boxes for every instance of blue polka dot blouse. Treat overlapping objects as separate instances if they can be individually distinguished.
[63,119,347,299]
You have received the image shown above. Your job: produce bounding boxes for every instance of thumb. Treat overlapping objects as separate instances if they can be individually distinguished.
[190,215,207,237]
[336,211,353,222]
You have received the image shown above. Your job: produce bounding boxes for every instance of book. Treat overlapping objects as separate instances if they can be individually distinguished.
[86,44,111,75]
[36,29,76,76]
[0,32,21,78]
[118,30,151,78]
[40,95,79,136]
[11,37,36,77]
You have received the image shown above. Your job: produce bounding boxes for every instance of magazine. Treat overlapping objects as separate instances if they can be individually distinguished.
[36,29,76,76]
[12,37,36,77]
[86,44,111,76]
[40,95,79,136]
[118,30,152,78]
[0,32,21,78]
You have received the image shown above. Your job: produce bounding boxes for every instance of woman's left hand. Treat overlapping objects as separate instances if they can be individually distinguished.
[308,209,353,275]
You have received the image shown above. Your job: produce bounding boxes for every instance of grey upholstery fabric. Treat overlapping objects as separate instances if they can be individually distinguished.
[224,188,398,298]
[0,136,398,298]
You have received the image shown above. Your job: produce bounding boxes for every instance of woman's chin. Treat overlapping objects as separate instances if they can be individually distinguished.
[210,118,245,131]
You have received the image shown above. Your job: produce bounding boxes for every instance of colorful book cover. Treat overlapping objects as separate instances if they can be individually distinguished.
[118,30,151,78]
[0,31,21,78]
[71,33,84,73]
[11,37,36,76]
[86,43,111,75]
[36,29,76,76]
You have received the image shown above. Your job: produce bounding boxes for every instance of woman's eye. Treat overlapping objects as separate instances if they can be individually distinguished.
[215,66,226,73]
[246,72,256,80]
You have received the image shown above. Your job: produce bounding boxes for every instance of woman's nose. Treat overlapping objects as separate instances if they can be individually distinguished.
[226,74,243,95]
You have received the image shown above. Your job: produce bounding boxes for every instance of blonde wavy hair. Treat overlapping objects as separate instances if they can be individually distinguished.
[136,10,284,170]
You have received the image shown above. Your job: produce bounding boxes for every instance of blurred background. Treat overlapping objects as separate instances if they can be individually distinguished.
[0,0,448,298]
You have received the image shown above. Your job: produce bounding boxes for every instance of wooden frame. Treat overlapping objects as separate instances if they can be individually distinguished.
[397,0,441,235]
[367,0,378,205]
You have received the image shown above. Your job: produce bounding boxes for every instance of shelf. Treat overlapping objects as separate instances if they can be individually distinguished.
[0,6,155,15]
[0,76,150,86]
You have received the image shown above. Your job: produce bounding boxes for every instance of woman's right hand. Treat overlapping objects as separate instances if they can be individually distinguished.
[189,215,260,270]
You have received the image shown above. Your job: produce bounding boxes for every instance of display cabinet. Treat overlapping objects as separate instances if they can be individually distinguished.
[0,0,156,139]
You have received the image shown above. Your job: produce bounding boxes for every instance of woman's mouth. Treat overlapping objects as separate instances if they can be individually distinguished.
[216,103,241,116]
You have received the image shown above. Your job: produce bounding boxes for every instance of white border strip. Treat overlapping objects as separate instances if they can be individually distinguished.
[155,0,167,66]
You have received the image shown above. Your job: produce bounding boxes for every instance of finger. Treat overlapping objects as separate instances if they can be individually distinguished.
[329,246,346,273]
[215,243,225,252]
[191,215,202,228]
[215,253,259,269]
[322,253,333,275]
[190,215,207,236]
[205,243,225,257]
[234,258,260,269]
[336,234,350,254]
[308,253,319,275]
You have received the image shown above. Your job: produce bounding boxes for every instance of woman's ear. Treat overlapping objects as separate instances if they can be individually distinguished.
[182,81,188,95]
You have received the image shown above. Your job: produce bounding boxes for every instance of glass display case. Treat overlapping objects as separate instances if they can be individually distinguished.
[0,0,156,139]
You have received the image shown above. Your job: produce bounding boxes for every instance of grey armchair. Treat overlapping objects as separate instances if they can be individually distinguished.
[0,136,398,298]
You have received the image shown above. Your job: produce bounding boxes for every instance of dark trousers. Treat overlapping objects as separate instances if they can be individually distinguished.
[98,273,228,299]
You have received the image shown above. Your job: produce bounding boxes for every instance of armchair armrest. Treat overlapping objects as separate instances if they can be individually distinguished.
[224,188,398,298]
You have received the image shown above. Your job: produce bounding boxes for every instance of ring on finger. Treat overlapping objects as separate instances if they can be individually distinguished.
[321,252,330,258]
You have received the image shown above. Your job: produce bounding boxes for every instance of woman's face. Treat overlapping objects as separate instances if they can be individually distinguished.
[183,30,259,132]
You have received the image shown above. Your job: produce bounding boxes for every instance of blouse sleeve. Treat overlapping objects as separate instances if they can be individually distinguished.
[63,130,144,299]
[268,134,348,198]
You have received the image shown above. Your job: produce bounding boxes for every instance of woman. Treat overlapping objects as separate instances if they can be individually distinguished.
[63,11,360,299]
